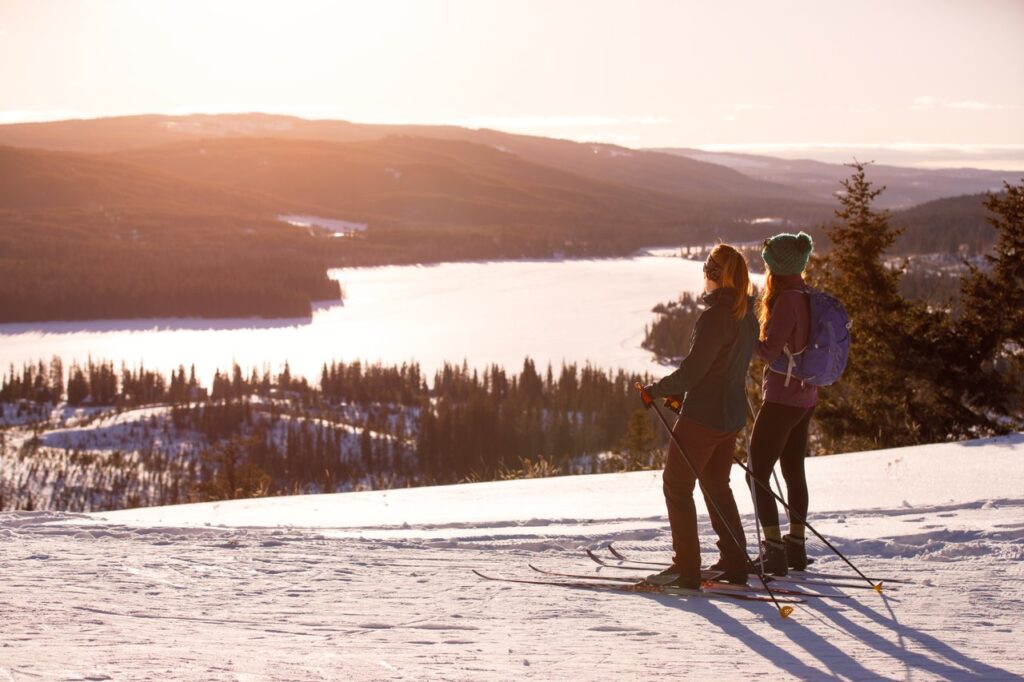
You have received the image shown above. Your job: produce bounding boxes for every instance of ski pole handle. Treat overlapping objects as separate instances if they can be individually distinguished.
[635,382,681,412]
[635,382,655,409]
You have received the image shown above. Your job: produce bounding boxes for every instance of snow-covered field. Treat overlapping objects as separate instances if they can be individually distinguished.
[3,435,1022,680]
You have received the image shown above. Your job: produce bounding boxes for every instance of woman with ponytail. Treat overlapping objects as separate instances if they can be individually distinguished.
[644,244,759,589]
[748,231,817,576]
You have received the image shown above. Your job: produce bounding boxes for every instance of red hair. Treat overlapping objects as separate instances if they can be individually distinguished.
[709,244,751,320]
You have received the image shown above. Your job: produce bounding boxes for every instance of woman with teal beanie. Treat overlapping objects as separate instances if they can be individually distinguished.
[748,231,817,576]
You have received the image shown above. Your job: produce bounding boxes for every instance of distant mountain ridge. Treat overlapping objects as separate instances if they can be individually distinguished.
[3,113,1016,213]
[0,113,825,217]
[654,147,1021,209]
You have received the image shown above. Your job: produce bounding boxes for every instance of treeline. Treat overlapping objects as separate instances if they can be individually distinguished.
[3,358,202,406]
[642,293,703,360]
[0,209,342,322]
[416,360,651,482]
[1,357,666,512]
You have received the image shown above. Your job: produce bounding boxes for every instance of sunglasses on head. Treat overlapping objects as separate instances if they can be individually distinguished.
[703,257,723,283]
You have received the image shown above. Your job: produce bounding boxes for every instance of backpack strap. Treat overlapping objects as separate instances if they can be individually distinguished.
[781,343,796,387]
[771,288,811,386]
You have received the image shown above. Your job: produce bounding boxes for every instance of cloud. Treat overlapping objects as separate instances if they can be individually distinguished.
[947,100,996,110]
[720,104,771,122]
[911,96,1013,111]
[441,115,672,130]
[692,142,1024,171]
[699,142,1024,153]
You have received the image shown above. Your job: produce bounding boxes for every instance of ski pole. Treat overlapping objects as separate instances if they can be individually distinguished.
[744,390,782,575]
[740,397,882,594]
[636,383,794,618]
[742,391,767,575]
[747,463,766,575]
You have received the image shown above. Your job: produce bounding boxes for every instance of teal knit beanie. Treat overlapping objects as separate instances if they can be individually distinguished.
[762,231,814,276]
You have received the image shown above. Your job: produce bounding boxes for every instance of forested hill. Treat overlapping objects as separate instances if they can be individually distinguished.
[0,145,342,322]
[0,120,833,323]
[0,113,821,212]
[889,192,994,254]
[111,136,704,230]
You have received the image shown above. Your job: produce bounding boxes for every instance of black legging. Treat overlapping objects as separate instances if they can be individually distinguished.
[747,401,815,529]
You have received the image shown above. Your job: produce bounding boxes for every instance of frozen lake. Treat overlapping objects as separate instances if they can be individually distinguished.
[0,250,747,384]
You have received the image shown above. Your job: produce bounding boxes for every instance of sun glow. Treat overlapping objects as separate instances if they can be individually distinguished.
[1,0,1021,152]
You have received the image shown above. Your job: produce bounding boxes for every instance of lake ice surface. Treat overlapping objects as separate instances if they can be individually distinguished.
[0,251,744,384]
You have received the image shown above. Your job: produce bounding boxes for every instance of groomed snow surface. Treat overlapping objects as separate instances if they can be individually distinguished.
[3,435,1023,680]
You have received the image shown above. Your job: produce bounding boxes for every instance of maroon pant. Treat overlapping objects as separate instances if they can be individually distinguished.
[663,416,747,581]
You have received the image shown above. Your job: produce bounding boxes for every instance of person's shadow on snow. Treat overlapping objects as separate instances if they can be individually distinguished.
[643,592,1018,680]
[823,594,1019,680]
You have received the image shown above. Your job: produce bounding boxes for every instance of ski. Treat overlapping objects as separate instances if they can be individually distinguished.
[605,545,663,566]
[791,568,915,585]
[606,544,913,581]
[586,549,881,591]
[472,570,805,604]
[527,564,848,600]
[605,544,914,585]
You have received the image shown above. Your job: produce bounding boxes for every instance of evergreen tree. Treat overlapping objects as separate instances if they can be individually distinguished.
[813,166,1022,450]
[616,409,658,471]
[812,162,919,450]
[192,436,271,501]
[955,181,1024,421]
[67,365,89,405]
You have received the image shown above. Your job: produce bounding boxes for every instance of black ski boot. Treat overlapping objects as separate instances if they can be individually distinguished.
[754,540,788,576]
[708,559,749,585]
[646,565,681,585]
[784,535,808,571]
[665,574,702,590]
[646,566,701,590]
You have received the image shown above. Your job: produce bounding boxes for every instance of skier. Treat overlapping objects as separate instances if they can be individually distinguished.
[748,231,818,575]
[644,244,758,589]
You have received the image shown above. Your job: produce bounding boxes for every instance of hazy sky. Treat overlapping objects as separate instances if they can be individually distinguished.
[2,0,1023,167]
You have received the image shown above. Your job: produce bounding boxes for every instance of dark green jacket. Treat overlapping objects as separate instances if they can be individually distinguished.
[649,287,758,432]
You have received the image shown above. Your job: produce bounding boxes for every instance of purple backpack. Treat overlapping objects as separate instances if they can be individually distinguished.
[769,290,851,387]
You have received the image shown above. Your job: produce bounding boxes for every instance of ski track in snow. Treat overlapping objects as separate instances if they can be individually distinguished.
[1,505,1022,679]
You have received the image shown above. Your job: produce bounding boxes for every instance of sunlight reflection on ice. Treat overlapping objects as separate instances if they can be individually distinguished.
[0,252,764,383]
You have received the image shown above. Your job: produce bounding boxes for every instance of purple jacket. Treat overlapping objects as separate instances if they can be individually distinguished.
[755,275,818,408]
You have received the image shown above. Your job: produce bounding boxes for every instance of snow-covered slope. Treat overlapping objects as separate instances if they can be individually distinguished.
[3,435,1023,680]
